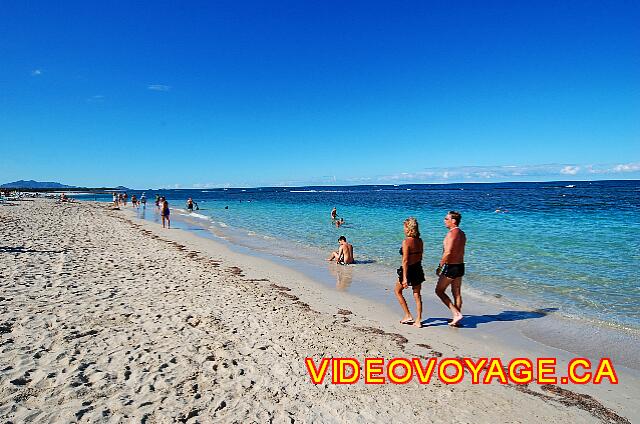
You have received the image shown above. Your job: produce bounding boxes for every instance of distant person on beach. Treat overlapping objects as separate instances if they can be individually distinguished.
[335,218,345,228]
[186,198,194,212]
[112,192,118,206]
[161,199,171,228]
[131,194,138,208]
[123,193,128,206]
[140,193,146,207]
[327,236,354,265]
[331,207,337,221]
[155,195,160,208]
[118,193,124,206]
[435,211,466,327]
[394,217,425,328]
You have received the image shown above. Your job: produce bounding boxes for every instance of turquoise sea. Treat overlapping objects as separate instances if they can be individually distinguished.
[85,180,640,330]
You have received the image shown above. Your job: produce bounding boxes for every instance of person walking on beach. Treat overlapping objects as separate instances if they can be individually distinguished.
[161,199,171,228]
[327,236,354,264]
[394,217,425,328]
[435,211,466,327]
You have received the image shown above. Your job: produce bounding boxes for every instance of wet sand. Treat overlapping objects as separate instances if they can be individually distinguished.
[0,199,636,423]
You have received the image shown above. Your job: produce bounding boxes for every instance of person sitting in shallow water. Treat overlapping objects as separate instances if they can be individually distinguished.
[327,236,354,265]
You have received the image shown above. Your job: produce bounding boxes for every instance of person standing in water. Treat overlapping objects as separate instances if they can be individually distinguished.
[331,207,337,221]
[435,211,466,327]
[161,199,171,228]
[394,217,425,328]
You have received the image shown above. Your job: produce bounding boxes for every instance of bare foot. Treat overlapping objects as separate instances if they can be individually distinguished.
[449,314,463,327]
[412,321,423,328]
[400,317,414,325]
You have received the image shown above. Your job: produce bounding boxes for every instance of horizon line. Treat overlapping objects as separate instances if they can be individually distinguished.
[4,177,637,191]
[152,177,640,191]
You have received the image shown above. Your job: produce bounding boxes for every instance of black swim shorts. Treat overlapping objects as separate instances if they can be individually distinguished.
[397,262,425,286]
[442,263,465,279]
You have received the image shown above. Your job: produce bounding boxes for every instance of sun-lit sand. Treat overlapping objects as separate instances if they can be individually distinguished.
[0,199,636,423]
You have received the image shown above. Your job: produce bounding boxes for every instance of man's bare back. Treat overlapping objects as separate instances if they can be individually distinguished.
[341,242,354,264]
[327,236,354,264]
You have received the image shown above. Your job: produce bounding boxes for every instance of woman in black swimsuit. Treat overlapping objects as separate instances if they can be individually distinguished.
[394,217,425,328]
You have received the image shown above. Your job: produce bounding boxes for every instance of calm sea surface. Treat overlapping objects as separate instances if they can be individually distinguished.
[83,180,640,329]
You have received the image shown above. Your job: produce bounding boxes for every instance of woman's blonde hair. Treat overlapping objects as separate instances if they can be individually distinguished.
[404,217,420,238]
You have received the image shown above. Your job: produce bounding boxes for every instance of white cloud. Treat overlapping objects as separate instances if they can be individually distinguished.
[191,182,236,189]
[31,69,42,76]
[172,161,640,188]
[148,84,170,92]
[162,183,182,189]
[476,171,497,179]
[87,95,105,103]
[560,165,580,175]
[365,162,640,185]
[611,162,640,173]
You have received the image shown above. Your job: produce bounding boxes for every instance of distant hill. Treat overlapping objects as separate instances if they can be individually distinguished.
[0,180,75,189]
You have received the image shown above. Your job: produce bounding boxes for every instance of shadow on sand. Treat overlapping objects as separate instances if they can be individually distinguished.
[421,308,558,328]
[0,246,67,254]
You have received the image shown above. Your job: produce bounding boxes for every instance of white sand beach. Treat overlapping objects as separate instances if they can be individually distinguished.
[1,199,637,423]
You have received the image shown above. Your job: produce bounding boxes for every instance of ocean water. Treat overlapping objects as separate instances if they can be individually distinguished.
[83,180,640,330]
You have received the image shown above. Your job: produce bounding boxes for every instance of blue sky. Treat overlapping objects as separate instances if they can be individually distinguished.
[1,0,638,188]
